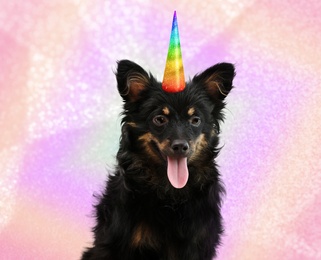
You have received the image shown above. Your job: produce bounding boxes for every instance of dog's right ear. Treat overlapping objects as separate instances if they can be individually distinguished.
[193,63,235,101]
[115,60,150,102]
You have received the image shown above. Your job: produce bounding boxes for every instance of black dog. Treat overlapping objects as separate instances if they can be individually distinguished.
[82,60,235,260]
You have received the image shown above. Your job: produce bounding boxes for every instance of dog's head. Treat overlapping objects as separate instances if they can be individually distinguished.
[115,60,235,190]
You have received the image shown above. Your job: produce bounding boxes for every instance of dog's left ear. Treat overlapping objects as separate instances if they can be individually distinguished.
[193,63,235,100]
[115,60,150,102]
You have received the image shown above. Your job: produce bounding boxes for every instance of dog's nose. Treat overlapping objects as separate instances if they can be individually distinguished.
[171,140,189,155]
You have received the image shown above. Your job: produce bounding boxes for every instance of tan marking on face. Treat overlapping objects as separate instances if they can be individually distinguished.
[187,107,195,116]
[157,138,170,152]
[189,134,208,162]
[138,133,169,163]
[138,132,154,146]
[138,133,158,161]
[131,223,159,249]
[162,106,170,115]
[127,122,137,127]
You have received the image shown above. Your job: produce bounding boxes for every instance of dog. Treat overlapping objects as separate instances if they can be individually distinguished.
[81,59,235,260]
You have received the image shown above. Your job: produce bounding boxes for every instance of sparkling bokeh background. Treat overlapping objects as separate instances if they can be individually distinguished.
[1,1,320,259]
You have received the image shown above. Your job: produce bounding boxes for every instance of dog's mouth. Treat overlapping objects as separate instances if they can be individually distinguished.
[166,156,189,189]
[150,139,190,189]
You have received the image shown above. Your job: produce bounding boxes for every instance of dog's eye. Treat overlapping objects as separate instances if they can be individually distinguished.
[153,115,168,126]
[190,116,201,127]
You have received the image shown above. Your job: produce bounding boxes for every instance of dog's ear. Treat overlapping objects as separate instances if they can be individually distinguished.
[193,63,235,100]
[116,60,150,102]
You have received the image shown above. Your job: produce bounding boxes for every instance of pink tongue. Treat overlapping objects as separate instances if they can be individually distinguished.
[167,157,189,189]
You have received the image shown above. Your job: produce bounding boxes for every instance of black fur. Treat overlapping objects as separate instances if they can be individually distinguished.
[81,60,235,260]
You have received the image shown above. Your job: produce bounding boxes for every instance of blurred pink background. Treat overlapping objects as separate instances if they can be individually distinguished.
[1,1,320,259]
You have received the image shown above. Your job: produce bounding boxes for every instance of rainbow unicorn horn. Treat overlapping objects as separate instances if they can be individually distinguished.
[162,11,186,93]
